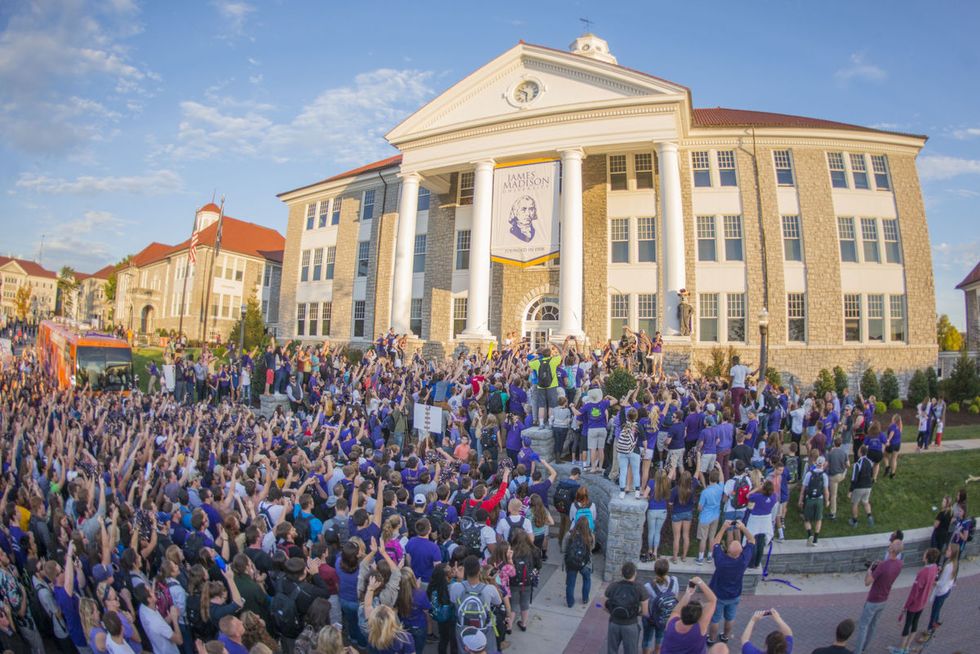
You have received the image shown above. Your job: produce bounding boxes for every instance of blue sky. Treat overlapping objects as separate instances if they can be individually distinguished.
[1,0,978,327]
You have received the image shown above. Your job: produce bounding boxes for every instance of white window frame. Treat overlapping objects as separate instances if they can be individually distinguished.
[871,155,891,190]
[882,219,902,263]
[300,249,310,282]
[698,293,719,342]
[609,294,629,338]
[455,230,471,270]
[692,151,711,187]
[608,154,628,191]
[837,217,858,263]
[356,241,370,278]
[331,197,342,225]
[843,294,862,342]
[452,296,468,338]
[773,150,795,186]
[716,150,738,187]
[305,203,316,230]
[726,292,746,342]
[417,187,431,212]
[322,301,332,336]
[636,217,656,263]
[352,300,366,339]
[296,303,307,337]
[787,292,806,342]
[458,172,475,205]
[860,218,881,263]
[610,218,629,263]
[410,298,423,337]
[312,248,323,281]
[325,246,336,280]
[413,234,427,273]
[308,302,319,337]
[318,200,329,228]
[634,153,655,190]
[637,293,657,335]
[361,189,376,220]
[889,295,906,342]
[781,215,803,262]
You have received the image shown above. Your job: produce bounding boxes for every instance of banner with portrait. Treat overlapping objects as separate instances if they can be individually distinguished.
[490,159,561,267]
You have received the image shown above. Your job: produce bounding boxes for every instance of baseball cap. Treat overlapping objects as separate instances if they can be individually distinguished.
[706,403,716,412]
[92,564,113,583]
[461,628,487,652]
[816,456,827,466]
[414,493,427,506]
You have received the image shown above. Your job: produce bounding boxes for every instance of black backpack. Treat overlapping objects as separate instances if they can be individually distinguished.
[805,470,826,499]
[606,581,640,622]
[564,533,589,572]
[183,531,206,565]
[553,482,577,515]
[487,390,504,414]
[405,511,424,538]
[504,515,524,544]
[645,579,678,630]
[456,517,484,557]
[28,578,56,638]
[292,514,313,545]
[269,581,305,639]
[511,555,538,588]
[185,593,216,640]
[429,502,449,532]
[537,358,553,387]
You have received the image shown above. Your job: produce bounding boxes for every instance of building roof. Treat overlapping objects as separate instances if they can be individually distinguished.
[131,216,285,267]
[691,107,927,139]
[199,202,222,213]
[278,154,402,197]
[75,264,115,282]
[0,256,57,279]
[956,260,980,290]
[131,242,174,268]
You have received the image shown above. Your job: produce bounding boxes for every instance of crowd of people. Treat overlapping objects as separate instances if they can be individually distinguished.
[0,321,974,654]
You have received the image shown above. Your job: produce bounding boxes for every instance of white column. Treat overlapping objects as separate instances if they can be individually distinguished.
[462,160,495,340]
[390,172,420,335]
[658,141,687,336]
[556,148,585,339]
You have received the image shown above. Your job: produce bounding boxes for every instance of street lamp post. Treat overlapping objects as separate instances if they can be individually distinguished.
[758,307,770,386]
[239,303,246,355]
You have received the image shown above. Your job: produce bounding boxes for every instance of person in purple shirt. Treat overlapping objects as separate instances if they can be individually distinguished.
[659,576,717,653]
[744,414,760,449]
[739,609,793,654]
[517,436,540,473]
[715,415,735,481]
[707,521,755,644]
[666,419,687,471]
[528,459,558,507]
[699,424,720,476]
[404,519,442,583]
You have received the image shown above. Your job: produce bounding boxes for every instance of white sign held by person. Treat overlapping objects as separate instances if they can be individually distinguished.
[413,403,443,437]
[490,160,561,267]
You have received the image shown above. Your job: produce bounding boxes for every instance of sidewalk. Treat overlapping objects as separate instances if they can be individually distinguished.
[912,437,980,452]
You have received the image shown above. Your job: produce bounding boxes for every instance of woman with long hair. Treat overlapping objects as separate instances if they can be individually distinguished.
[337,541,367,649]
[427,564,459,654]
[669,469,696,563]
[928,542,960,633]
[80,597,108,654]
[884,413,903,479]
[528,494,554,560]
[96,582,142,654]
[241,610,280,653]
[394,568,430,654]
[745,480,778,568]
[365,603,415,654]
[509,530,541,633]
[641,468,670,562]
[562,515,594,608]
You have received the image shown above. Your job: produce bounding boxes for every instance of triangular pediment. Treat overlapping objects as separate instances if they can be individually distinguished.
[386,42,688,145]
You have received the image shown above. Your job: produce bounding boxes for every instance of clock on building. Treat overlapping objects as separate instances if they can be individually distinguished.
[513,80,540,104]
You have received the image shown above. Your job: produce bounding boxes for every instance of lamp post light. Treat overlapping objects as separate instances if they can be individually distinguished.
[758,307,770,386]
[239,303,246,355]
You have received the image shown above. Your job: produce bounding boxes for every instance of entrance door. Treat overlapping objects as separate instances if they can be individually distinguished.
[522,296,559,349]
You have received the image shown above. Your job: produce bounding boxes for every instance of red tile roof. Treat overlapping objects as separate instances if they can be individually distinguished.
[199,202,222,213]
[131,242,174,268]
[134,216,285,267]
[76,264,115,281]
[692,107,927,139]
[278,154,402,197]
[0,256,57,279]
[956,261,980,289]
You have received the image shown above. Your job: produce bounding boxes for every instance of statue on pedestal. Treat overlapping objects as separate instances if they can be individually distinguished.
[677,288,693,336]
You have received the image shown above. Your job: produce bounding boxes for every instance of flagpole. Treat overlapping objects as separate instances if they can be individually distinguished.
[177,211,197,340]
[199,198,224,344]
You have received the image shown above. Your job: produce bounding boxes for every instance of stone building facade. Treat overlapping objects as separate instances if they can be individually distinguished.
[75,265,114,328]
[0,257,57,322]
[277,35,937,384]
[113,204,283,341]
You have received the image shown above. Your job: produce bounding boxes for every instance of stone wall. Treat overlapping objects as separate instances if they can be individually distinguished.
[581,155,609,342]
[766,526,934,575]
[365,181,401,338]
[276,202,305,339]
[421,180,457,357]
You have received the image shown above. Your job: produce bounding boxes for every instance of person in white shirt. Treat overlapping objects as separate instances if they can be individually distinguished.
[134,583,182,654]
[729,356,757,424]
[495,498,533,542]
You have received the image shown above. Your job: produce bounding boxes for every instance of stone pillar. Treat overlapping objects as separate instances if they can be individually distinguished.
[462,160,495,340]
[658,142,686,336]
[556,148,585,340]
[391,172,420,335]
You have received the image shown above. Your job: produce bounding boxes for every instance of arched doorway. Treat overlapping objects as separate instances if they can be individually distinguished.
[522,295,559,349]
[140,305,154,334]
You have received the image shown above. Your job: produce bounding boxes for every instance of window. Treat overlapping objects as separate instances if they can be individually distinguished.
[889,295,905,342]
[322,302,332,336]
[861,218,880,263]
[610,218,629,263]
[787,293,806,342]
[837,217,858,262]
[727,293,746,342]
[305,204,316,230]
[717,150,737,186]
[637,217,656,262]
[452,297,467,338]
[263,265,272,287]
[308,302,319,337]
[413,234,427,273]
[352,300,366,338]
[850,154,869,190]
[455,230,471,270]
[417,187,430,212]
[867,294,885,341]
[882,219,901,263]
[634,153,654,189]
[781,215,802,262]
[325,246,336,280]
[697,216,716,261]
[828,152,848,188]
[357,241,370,277]
[723,215,743,261]
[692,151,711,187]
[608,155,627,191]
[410,298,423,336]
[638,293,657,335]
[773,150,794,186]
[458,172,475,205]
[699,294,719,342]
[309,248,322,281]
[261,300,268,320]
[331,198,342,225]
[296,303,306,337]
[610,294,628,337]
[300,250,310,282]
[361,189,375,220]
[318,200,329,228]
[844,294,861,341]
[871,155,891,190]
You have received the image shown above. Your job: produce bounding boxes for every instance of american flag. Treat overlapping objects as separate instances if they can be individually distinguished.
[188,229,199,264]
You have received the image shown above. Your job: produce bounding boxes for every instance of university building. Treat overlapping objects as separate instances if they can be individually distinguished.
[74,265,115,328]
[113,204,284,341]
[0,257,57,322]
[276,35,937,382]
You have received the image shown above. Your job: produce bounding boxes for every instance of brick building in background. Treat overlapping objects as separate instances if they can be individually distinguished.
[276,34,937,384]
[0,257,57,322]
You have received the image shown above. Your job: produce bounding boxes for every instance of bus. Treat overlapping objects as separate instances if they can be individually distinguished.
[37,320,135,392]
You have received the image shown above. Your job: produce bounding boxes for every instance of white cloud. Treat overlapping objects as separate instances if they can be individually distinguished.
[0,0,154,154]
[946,188,980,198]
[40,210,131,268]
[953,127,980,140]
[16,170,182,194]
[917,155,980,181]
[163,68,435,165]
[213,1,256,39]
[933,240,980,271]
[835,53,887,83]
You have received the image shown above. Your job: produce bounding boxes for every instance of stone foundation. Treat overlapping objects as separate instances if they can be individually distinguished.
[522,426,555,464]
[259,393,291,418]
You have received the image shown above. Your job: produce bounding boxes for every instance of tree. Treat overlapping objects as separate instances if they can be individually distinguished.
[814,369,835,397]
[879,368,899,404]
[941,354,980,404]
[832,366,849,398]
[56,266,78,318]
[937,314,963,352]
[925,366,939,398]
[228,295,266,352]
[604,367,638,400]
[860,367,880,399]
[14,285,31,321]
[907,369,929,406]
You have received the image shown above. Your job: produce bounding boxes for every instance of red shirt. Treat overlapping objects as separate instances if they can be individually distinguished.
[904,564,938,613]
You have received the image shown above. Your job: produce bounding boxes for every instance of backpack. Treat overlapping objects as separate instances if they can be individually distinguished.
[606,581,640,622]
[405,511,424,538]
[456,517,484,557]
[511,555,538,588]
[536,358,553,388]
[292,513,313,545]
[564,533,589,572]
[269,582,305,639]
[645,578,678,630]
[731,475,751,510]
[429,502,449,532]
[183,531,206,565]
[154,579,177,618]
[323,516,351,545]
[480,428,498,450]
[504,515,525,544]
[805,470,826,500]
[185,593,216,640]
[553,482,576,515]
[572,506,594,533]
[29,578,57,638]
[487,390,504,414]
[429,589,454,623]
[258,504,275,532]
[455,583,490,631]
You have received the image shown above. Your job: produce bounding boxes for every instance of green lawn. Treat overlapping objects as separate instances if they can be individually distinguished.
[132,346,202,393]
[901,423,980,443]
[783,449,980,540]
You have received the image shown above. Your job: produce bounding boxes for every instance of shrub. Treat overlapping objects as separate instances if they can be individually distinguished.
[604,367,638,401]
[907,369,929,405]
[765,367,782,387]
[888,399,904,411]
[879,369,900,404]
[969,404,980,415]
[344,348,364,365]
[814,369,835,397]
[833,366,849,398]
[926,367,939,398]
[943,354,980,403]
[860,367,880,399]
[697,346,740,379]
[875,401,887,415]
[948,402,960,413]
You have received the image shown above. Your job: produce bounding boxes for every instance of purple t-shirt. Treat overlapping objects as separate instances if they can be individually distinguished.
[743,635,793,654]
[684,412,703,443]
[748,492,777,517]
[699,425,719,454]
[529,480,552,507]
[660,616,706,654]
[405,536,442,583]
[581,400,611,430]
